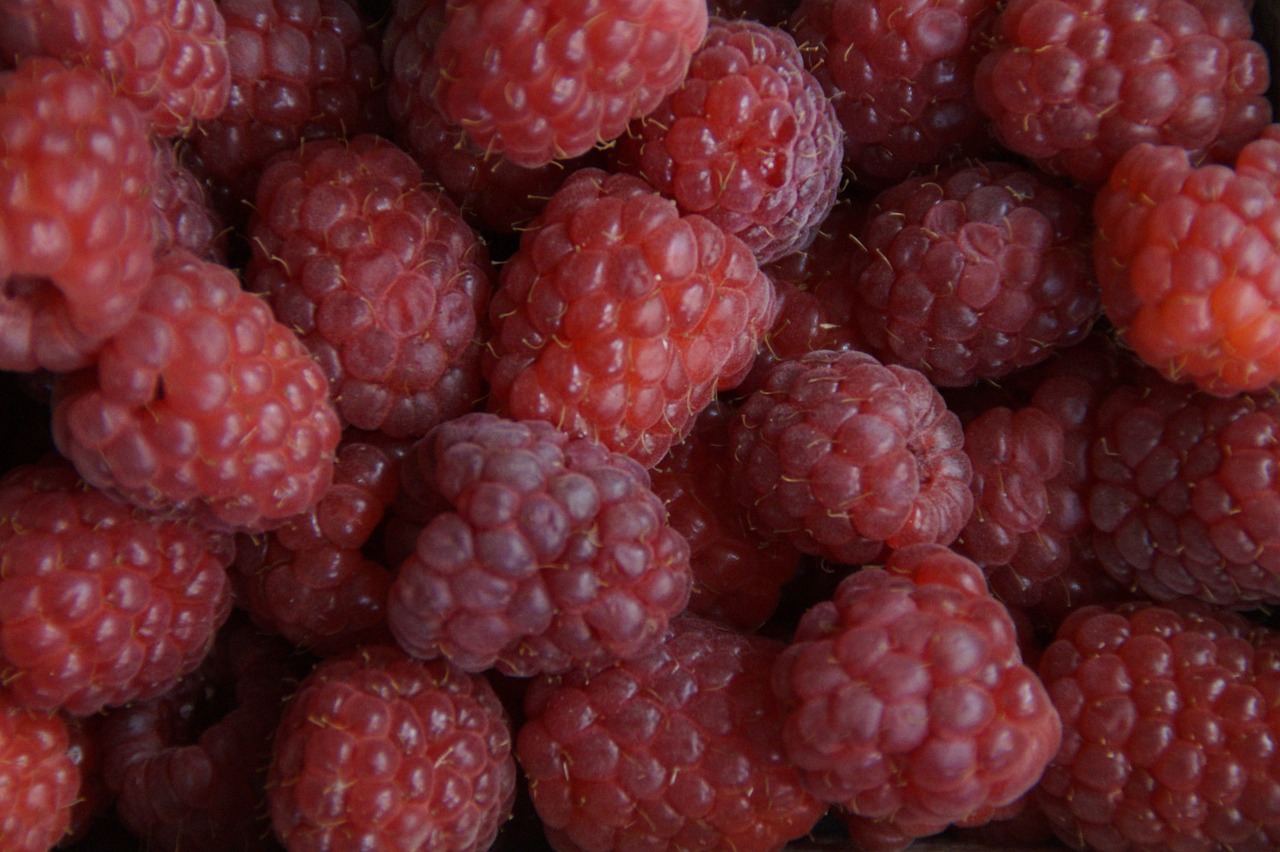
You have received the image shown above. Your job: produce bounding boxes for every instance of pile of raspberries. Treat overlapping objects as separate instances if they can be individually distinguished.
[1,0,1280,850]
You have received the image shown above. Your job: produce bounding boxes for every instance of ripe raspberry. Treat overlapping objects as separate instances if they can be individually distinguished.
[974,0,1273,185]
[649,398,802,631]
[426,0,709,168]
[247,134,491,439]
[149,139,227,264]
[772,544,1062,843]
[0,694,78,851]
[388,412,692,677]
[729,349,972,566]
[850,161,1099,387]
[0,459,232,715]
[789,0,999,188]
[0,0,230,136]
[268,644,517,852]
[518,615,826,851]
[710,0,797,26]
[52,249,342,533]
[1094,131,1280,395]
[1036,599,1280,849]
[485,168,776,468]
[0,58,154,373]
[609,15,843,263]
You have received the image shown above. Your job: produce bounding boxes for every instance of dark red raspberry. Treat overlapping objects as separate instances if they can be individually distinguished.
[268,644,517,852]
[425,0,708,168]
[0,694,78,851]
[0,58,154,373]
[649,398,802,631]
[772,544,1062,845]
[52,249,342,533]
[102,620,298,851]
[730,349,972,566]
[149,139,227,264]
[247,134,491,439]
[1094,130,1280,395]
[710,0,797,26]
[609,15,843,263]
[0,0,230,137]
[388,412,692,677]
[0,459,232,715]
[1036,599,1280,849]
[850,161,1099,387]
[789,0,999,188]
[974,0,1273,185]
[518,615,827,851]
[485,168,776,468]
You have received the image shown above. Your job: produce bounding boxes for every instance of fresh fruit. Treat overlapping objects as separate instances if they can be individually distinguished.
[148,139,227,264]
[0,693,78,851]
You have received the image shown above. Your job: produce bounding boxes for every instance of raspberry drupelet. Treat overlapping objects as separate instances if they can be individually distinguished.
[388,412,691,678]
[485,168,776,468]
[0,693,78,851]
[149,139,228,264]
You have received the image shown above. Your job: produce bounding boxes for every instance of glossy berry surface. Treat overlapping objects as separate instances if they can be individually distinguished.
[0,693,77,851]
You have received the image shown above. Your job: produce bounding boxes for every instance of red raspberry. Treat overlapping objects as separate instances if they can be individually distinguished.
[0,459,232,715]
[850,161,1099,387]
[609,15,843,263]
[1036,599,1280,849]
[0,694,78,851]
[0,58,154,373]
[246,134,491,439]
[426,0,709,168]
[149,139,227,264]
[267,645,517,852]
[1094,131,1280,395]
[649,398,802,631]
[974,0,1272,185]
[710,0,797,26]
[789,0,999,188]
[730,349,973,566]
[772,544,1062,844]
[388,412,692,677]
[52,249,342,533]
[518,615,827,851]
[485,168,776,468]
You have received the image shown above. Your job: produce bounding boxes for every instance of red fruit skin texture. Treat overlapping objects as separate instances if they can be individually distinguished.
[789,0,999,188]
[974,0,1272,185]
[52,249,342,533]
[851,161,1099,387]
[1094,131,1280,395]
[0,58,154,373]
[0,0,231,136]
[1036,599,1280,850]
[485,168,776,468]
[429,0,710,168]
[729,349,973,566]
[518,615,827,852]
[0,459,232,715]
[247,134,491,439]
[388,412,693,677]
[609,15,844,263]
[0,693,78,851]
[268,645,517,852]
[149,139,228,264]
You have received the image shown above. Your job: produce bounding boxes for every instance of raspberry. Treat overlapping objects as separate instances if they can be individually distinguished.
[246,134,491,439]
[729,349,973,566]
[1094,131,1280,395]
[974,0,1273,185]
[426,0,709,168]
[609,15,843,263]
[0,58,154,373]
[149,139,227,264]
[388,412,692,677]
[518,615,826,851]
[1036,599,1280,849]
[0,694,78,851]
[267,644,517,852]
[772,544,1062,844]
[789,0,999,188]
[52,249,342,533]
[0,459,232,715]
[0,0,230,137]
[850,161,1099,387]
[485,168,776,468]
[710,0,796,26]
